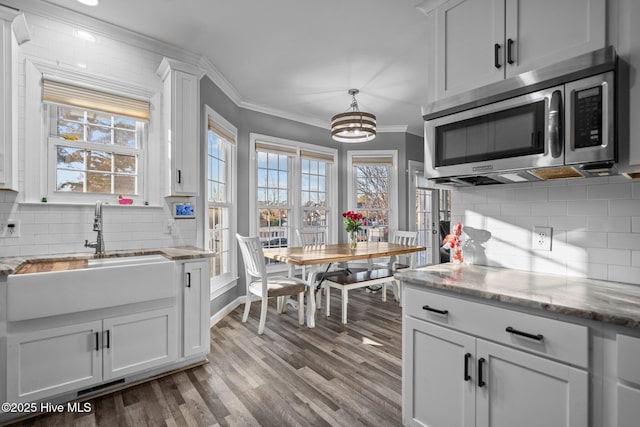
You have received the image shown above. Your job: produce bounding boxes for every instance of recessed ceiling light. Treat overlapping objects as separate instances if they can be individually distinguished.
[77,0,99,6]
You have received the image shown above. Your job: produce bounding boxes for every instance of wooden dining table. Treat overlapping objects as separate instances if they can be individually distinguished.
[262,242,426,328]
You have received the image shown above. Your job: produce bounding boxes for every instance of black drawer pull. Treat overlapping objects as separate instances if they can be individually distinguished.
[106,330,110,349]
[507,38,515,64]
[478,357,486,387]
[506,326,543,341]
[464,352,471,381]
[422,305,448,315]
[186,272,191,288]
[94,332,99,352]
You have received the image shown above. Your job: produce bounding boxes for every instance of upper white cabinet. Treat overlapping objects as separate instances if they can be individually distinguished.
[157,58,200,196]
[434,0,606,99]
[0,7,17,190]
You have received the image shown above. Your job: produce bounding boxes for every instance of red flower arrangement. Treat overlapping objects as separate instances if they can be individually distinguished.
[342,211,363,233]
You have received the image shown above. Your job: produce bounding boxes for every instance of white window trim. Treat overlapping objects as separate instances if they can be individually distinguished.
[346,150,399,239]
[204,105,238,296]
[22,59,162,206]
[249,133,338,273]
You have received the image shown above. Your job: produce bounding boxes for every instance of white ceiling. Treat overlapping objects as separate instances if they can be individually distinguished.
[40,0,432,135]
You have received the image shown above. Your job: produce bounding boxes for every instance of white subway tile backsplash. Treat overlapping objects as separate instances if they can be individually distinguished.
[588,183,632,200]
[587,216,632,233]
[607,233,640,250]
[633,217,640,233]
[549,216,587,231]
[632,251,640,267]
[567,200,608,216]
[633,182,640,199]
[515,187,548,202]
[548,185,586,201]
[610,200,640,216]
[567,231,608,249]
[531,201,567,216]
[608,265,640,284]
[587,248,631,266]
[501,203,532,216]
[585,263,608,280]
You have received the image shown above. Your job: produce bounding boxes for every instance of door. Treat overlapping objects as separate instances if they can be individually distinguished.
[6,321,102,402]
[403,317,476,427]
[436,0,505,99]
[505,0,606,78]
[410,161,445,266]
[103,307,177,380]
[183,260,210,357]
[476,339,588,427]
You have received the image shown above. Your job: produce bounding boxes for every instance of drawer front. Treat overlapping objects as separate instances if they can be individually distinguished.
[617,334,640,385]
[404,286,588,368]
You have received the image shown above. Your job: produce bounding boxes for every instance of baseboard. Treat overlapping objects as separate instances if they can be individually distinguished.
[209,296,244,327]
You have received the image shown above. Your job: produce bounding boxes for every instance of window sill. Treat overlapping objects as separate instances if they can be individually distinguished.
[19,201,164,209]
[211,275,239,300]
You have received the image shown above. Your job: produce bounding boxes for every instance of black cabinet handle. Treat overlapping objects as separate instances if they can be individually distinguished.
[177,169,182,184]
[186,272,191,288]
[422,305,448,315]
[494,43,501,69]
[464,353,472,381]
[506,326,544,341]
[106,330,110,349]
[507,38,515,64]
[478,357,486,387]
[94,332,99,351]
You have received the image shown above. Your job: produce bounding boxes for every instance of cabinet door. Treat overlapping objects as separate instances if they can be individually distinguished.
[103,307,177,380]
[183,260,210,358]
[171,69,199,196]
[6,321,102,402]
[476,339,588,427]
[435,0,505,99]
[403,317,475,427]
[504,0,606,78]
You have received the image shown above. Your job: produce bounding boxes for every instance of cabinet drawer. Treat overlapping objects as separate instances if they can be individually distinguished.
[404,286,588,368]
[617,334,640,385]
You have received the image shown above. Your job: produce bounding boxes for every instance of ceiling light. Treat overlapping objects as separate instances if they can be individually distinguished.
[331,89,376,143]
[77,0,99,6]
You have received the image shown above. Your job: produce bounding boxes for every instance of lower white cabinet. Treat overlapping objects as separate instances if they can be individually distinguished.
[182,260,210,357]
[403,286,588,427]
[7,307,176,402]
[609,333,640,427]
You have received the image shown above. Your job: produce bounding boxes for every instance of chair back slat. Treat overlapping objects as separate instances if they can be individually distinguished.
[296,228,327,247]
[393,230,418,246]
[236,234,267,282]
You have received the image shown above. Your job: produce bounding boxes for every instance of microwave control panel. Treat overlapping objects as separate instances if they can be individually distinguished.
[574,86,603,148]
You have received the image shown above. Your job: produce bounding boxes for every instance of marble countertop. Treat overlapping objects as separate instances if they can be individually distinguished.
[395,263,640,329]
[0,246,214,275]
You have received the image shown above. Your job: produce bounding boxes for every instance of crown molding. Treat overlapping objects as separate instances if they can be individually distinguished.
[198,56,243,107]
[7,0,201,65]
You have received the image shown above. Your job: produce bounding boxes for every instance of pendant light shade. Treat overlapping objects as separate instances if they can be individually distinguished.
[331,89,376,143]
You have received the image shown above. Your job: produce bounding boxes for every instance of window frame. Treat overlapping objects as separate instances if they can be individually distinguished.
[346,150,399,241]
[45,104,147,201]
[204,105,238,298]
[23,59,161,206]
[249,133,338,273]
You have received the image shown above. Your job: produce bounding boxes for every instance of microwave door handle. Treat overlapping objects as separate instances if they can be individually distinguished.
[549,90,563,158]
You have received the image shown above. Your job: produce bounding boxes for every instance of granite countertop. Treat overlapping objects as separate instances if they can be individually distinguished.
[0,246,214,276]
[395,263,640,329]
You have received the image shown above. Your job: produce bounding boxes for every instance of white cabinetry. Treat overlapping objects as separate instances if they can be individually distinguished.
[181,260,210,358]
[602,330,640,427]
[0,7,17,190]
[403,286,588,427]
[6,308,176,402]
[156,58,200,196]
[434,0,606,99]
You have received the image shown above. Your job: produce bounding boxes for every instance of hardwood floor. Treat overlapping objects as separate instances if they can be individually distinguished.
[7,290,403,427]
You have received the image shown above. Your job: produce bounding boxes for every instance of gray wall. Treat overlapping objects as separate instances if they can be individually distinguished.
[200,75,424,314]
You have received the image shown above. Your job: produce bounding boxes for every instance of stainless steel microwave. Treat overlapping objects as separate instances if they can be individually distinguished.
[424,71,615,185]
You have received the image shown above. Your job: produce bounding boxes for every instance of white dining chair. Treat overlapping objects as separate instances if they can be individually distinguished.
[376,230,418,305]
[236,233,306,334]
[296,228,327,280]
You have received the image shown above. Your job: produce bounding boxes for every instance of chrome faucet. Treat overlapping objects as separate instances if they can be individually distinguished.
[84,200,105,255]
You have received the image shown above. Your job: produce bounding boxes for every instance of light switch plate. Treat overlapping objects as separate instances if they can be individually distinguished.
[532,226,552,251]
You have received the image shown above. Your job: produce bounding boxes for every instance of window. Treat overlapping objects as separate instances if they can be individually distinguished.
[42,78,150,200]
[250,134,337,269]
[347,151,398,242]
[206,106,237,289]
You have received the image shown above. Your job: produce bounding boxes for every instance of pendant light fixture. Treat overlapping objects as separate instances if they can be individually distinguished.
[331,89,376,143]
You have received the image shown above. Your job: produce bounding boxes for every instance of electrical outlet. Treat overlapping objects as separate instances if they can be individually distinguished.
[532,226,552,251]
[0,219,20,238]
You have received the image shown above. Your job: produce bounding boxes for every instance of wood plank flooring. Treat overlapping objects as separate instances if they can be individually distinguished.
[7,289,403,427]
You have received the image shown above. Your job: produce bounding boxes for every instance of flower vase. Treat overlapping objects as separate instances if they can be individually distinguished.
[349,231,358,250]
